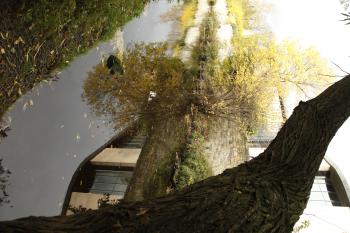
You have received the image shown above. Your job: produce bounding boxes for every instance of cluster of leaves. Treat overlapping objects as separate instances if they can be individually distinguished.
[0,0,150,118]
[269,41,332,93]
[219,57,273,133]
[221,34,332,130]
[180,0,197,31]
[165,0,198,56]
[83,43,193,130]
[226,0,256,34]
[231,33,332,121]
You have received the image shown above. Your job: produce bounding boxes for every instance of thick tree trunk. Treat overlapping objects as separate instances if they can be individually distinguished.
[1,75,350,233]
[124,116,189,201]
[125,111,247,201]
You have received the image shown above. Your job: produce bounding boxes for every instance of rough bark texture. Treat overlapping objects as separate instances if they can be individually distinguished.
[1,75,350,233]
[124,116,189,201]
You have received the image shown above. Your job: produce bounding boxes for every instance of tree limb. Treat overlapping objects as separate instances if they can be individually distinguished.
[1,75,350,233]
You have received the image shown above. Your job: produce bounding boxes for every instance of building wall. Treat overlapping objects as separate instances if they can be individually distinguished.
[203,118,248,175]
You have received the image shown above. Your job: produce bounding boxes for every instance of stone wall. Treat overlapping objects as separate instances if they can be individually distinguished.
[203,118,248,175]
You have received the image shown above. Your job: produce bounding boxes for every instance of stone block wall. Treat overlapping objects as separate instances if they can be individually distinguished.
[203,118,248,175]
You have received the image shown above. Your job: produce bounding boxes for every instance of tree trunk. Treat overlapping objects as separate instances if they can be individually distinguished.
[124,115,189,201]
[125,2,248,201]
[1,75,350,233]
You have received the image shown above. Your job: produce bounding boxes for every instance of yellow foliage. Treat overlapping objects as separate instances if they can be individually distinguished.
[84,3,333,136]
[227,0,255,34]
[83,43,190,129]
[181,1,197,30]
[227,0,244,34]
[225,32,334,128]
[227,0,269,34]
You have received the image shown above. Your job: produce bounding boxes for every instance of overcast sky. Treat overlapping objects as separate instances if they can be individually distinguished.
[265,0,350,76]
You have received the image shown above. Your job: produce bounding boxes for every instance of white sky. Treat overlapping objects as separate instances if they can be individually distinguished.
[265,0,350,75]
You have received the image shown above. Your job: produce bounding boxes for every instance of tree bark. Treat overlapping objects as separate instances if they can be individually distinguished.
[1,75,350,233]
[124,115,189,201]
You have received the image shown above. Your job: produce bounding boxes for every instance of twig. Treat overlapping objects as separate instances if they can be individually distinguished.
[317,73,345,78]
[331,61,350,75]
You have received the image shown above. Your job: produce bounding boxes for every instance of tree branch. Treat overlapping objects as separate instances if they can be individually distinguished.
[1,75,350,233]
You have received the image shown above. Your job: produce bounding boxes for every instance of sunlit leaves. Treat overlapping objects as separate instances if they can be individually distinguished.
[226,0,263,34]
[181,1,197,30]
[217,32,333,131]
[83,43,190,129]
[264,40,334,99]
